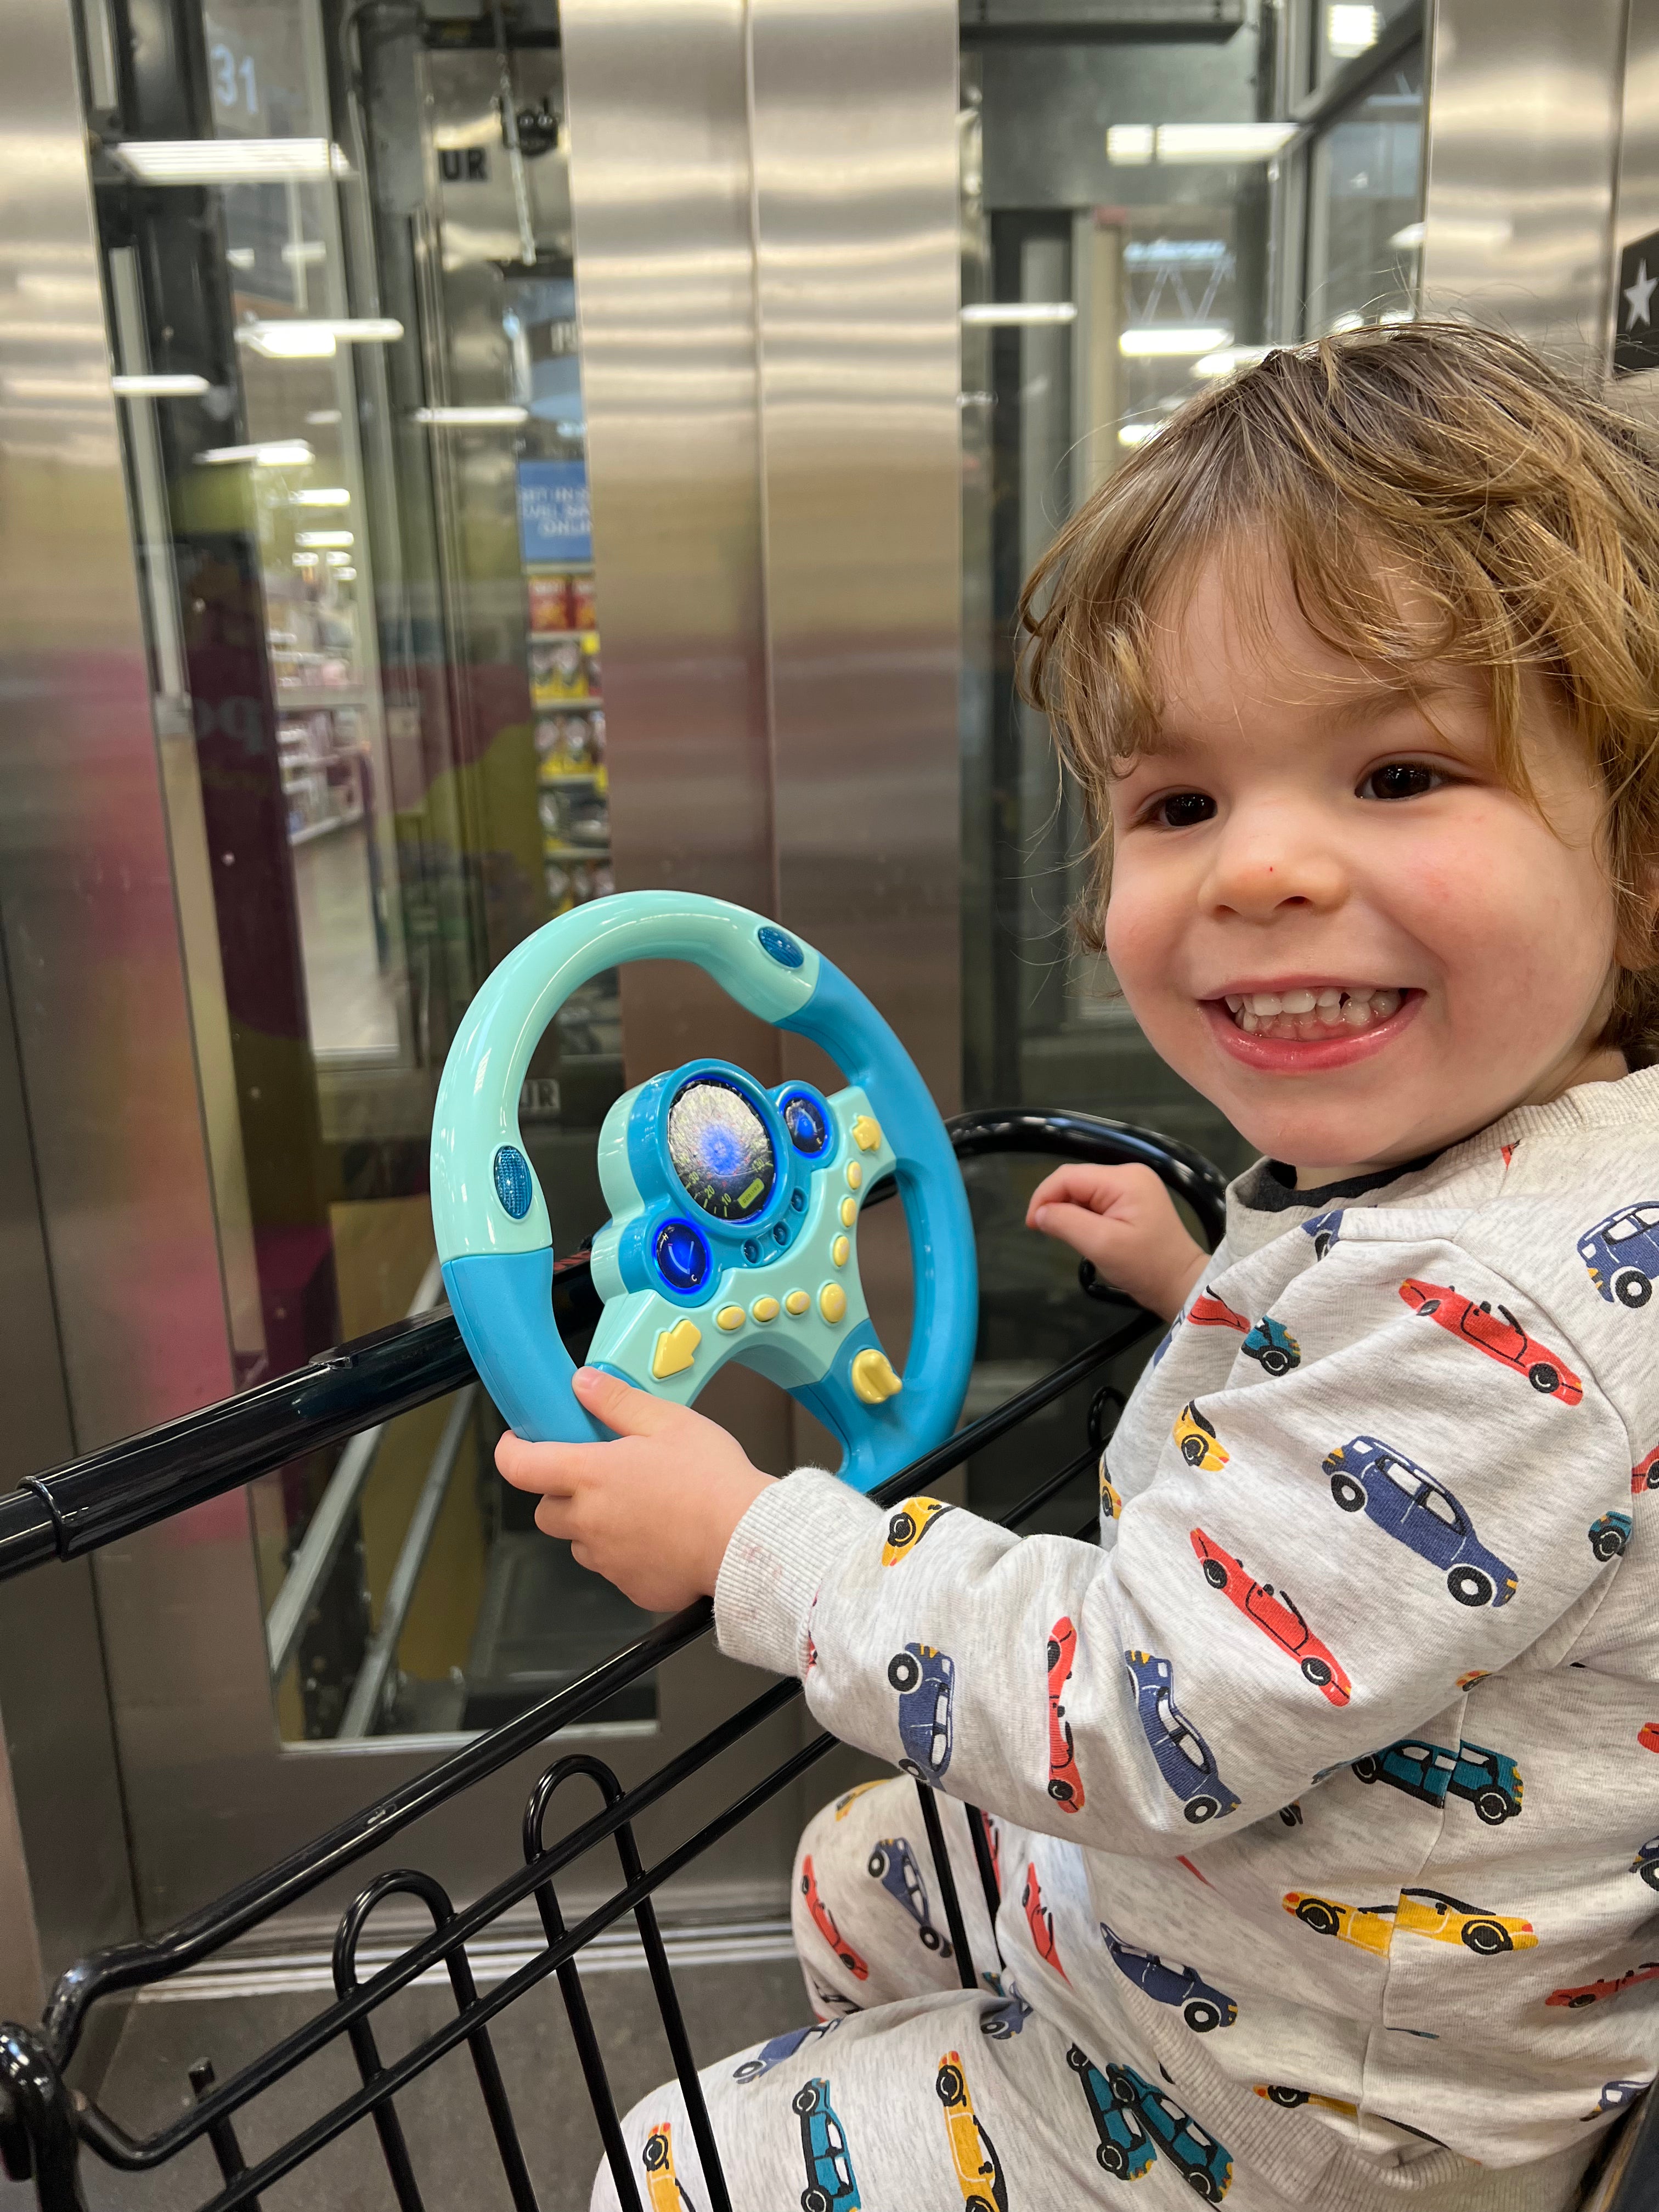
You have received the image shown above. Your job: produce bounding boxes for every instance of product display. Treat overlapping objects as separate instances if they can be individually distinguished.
[523,560,613,1035]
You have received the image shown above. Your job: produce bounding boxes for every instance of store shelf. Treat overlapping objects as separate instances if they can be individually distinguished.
[276,686,368,712]
[543,842,611,862]
[290,807,365,848]
[531,695,605,711]
[537,769,607,787]
[527,629,597,645]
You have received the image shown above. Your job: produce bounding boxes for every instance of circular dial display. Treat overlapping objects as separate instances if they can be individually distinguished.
[667,1079,777,1222]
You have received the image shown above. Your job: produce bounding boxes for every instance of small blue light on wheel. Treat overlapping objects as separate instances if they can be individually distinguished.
[742,1238,761,1263]
[654,1218,711,1294]
[779,1088,830,1156]
[757,924,804,969]
[493,1146,534,1220]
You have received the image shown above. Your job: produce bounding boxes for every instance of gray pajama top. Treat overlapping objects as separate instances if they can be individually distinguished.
[713,1064,1659,2186]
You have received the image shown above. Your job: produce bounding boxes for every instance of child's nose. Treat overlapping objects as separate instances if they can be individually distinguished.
[1204,803,1347,919]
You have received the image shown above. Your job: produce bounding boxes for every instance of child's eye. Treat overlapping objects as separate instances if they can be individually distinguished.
[1360,763,1441,801]
[1149,792,1217,828]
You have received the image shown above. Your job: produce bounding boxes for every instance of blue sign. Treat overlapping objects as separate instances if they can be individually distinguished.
[517,459,592,565]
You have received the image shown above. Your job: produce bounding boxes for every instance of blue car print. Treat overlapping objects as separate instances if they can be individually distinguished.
[888,1643,955,1780]
[732,2018,840,2084]
[1322,1436,1517,1608]
[1630,1837,1659,1892]
[1351,1736,1522,1825]
[1099,1920,1237,2031]
[980,1982,1031,2039]
[866,1836,951,1956]
[1578,1203,1659,1307]
[1584,2079,1650,2120]
[1152,1314,1182,1367]
[1107,2063,1234,2201]
[1066,2045,1156,2180]
[793,2079,861,2212]
[1124,1650,1240,1825]
[1242,1316,1301,1376]
[1589,1510,1633,1561]
[1301,1210,1344,1260]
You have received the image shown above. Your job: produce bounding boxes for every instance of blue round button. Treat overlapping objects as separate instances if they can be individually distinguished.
[780,1089,830,1156]
[771,1221,789,1245]
[790,1188,806,1214]
[757,925,804,969]
[654,1218,710,1294]
[742,1238,761,1264]
[493,1146,533,1220]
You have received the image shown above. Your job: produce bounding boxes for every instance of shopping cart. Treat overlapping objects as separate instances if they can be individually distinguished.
[0,1110,1648,2210]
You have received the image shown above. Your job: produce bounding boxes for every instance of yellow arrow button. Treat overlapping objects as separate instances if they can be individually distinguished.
[650,1318,702,1379]
[850,1348,902,1404]
[851,1114,882,1153]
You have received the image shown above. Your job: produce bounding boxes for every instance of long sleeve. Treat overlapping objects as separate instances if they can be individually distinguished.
[713,1229,1632,1852]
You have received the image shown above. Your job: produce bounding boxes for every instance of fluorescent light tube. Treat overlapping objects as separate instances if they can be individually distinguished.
[1111,123,1296,165]
[112,138,351,184]
[292,487,351,506]
[1119,423,1162,446]
[1106,126,1154,165]
[238,319,402,360]
[295,529,353,549]
[960,302,1077,326]
[1120,326,1230,357]
[411,405,530,425]
[110,372,210,397]
[1192,346,1273,377]
[200,440,314,465]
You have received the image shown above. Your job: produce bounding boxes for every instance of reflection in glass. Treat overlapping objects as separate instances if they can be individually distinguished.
[1305,47,1425,332]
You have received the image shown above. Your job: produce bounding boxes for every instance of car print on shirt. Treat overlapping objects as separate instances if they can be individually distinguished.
[1174,1403,1228,1471]
[1105,2063,1234,2202]
[1099,1452,1123,1520]
[800,1855,868,1981]
[1641,1723,1659,1756]
[888,1643,955,1781]
[1189,1289,1249,1332]
[1255,2085,1357,2120]
[1589,1510,1633,1561]
[1124,1650,1241,1824]
[1578,1203,1659,1307]
[1284,1888,1536,1957]
[935,2052,1008,2212]
[733,2018,843,2084]
[1099,1920,1237,2032]
[1351,1736,1523,1825]
[1301,1210,1344,1260]
[882,1496,954,1567]
[980,1982,1031,2039]
[793,2079,861,2212]
[1189,1528,1351,1705]
[1066,2045,1157,2180]
[1548,1961,1659,2008]
[642,2123,697,2212]
[833,1780,882,1820]
[1047,1617,1085,1810]
[1322,1436,1517,1607]
[1584,2080,1650,2120]
[1020,1861,1068,1980]
[1634,1445,1659,1494]
[1241,1316,1301,1375]
[1632,1837,1659,1892]
[866,1836,952,1956]
[1397,1278,1584,1402]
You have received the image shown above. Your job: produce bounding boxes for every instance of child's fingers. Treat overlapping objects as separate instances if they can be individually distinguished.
[1026,1163,1121,1224]
[1030,1198,1116,1257]
[572,1364,684,1438]
[533,1494,580,1541]
[495,1430,603,1493]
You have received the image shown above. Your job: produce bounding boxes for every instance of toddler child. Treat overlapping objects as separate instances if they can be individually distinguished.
[500,323,1659,2212]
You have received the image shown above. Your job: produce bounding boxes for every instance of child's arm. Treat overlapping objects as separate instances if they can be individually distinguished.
[1025,1162,1209,1321]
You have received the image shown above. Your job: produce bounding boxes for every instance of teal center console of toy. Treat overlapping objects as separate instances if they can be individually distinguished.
[430,891,976,1492]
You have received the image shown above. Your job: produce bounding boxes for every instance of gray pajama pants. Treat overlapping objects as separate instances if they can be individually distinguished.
[590,1778,1598,2212]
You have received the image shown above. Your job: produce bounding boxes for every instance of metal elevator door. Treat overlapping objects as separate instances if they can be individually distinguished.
[19,0,962,1927]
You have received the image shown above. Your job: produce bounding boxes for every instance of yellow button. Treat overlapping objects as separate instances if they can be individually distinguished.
[716,1305,746,1333]
[839,1195,857,1228]
[846,1162,862,1191]
[851,1114,882,1153]
[819,1282,847,1323]
[651,1318,701,1379]
[751,1296,780,1324]
[851,1348,902,1404]
[784,1289,810,1316]
[832,1234,850,1267]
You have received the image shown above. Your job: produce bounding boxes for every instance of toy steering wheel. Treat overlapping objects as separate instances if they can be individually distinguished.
[430,891,977,1492]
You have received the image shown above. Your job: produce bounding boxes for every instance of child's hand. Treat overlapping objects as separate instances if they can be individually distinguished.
[495,1367,776,1613]
[1026,1163,1208,1322]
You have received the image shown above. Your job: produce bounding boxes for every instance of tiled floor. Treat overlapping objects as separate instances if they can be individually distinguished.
[9,1949,811,2212]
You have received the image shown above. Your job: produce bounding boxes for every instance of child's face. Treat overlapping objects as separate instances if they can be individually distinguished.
[1104,554,1627,1182]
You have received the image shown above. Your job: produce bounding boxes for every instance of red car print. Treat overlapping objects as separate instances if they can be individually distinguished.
[1190,1289,1249,1333]
[1190,1528,1352,1705]
[1398,1278,1583,1403]
[1021,1863,1069,1981]
[1634,1446,1659,1494]
[1641,1724,1659,1756]
[800,1854,868,1981]
[1548,1961,1659,2008]
[1047,1618,1085,1811]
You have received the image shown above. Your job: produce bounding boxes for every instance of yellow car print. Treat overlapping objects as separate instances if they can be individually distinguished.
[1173,1401,1228,1471]
[833,1779,882,1820]
[1256,2084,1358,2120]
[1284,1887,1536,1958]
[1097,1452,1122,1520]
[641,2121,695,2211]
[883,1496,955,1566]
[935,2052,1008,2211]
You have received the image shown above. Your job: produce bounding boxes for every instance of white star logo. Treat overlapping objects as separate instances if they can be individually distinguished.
[1627,258,1657,330]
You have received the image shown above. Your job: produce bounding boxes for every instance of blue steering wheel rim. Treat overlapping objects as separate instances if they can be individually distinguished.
[430,892,976,1492]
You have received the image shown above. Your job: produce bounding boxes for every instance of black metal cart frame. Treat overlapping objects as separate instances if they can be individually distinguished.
[0,1110,1650,2211]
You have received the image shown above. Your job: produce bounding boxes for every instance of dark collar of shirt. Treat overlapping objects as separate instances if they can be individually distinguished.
[1238,1150,1444,1214]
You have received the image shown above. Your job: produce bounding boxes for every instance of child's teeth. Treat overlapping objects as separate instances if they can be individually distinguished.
[1224,986,1408,1037]
[1251,993,1283,1015]
[1280,989,1316,1014]
[1369,989,1401,1017]
[1240,1009,1259,1031]
[1316,988,1342,1008]
[1341,996,1371,1027]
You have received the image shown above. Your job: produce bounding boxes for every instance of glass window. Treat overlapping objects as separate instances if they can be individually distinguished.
[1311,0,1419,88]
[1304,43,1425,332]
[99,0,644,1742]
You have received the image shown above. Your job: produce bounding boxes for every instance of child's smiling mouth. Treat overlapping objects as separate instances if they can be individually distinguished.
[1200,982,1423,1071]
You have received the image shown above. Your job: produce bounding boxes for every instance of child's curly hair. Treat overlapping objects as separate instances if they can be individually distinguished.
[1018,321,1659,1067]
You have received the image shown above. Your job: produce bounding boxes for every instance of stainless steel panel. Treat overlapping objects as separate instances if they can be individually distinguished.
[1419,0,1629,368]
[1611,0,1659,424]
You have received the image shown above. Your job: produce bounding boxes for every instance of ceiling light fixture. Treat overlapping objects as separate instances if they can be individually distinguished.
[1108,122,1296,165]
[295,529,353,549]
[1192,345,1273,377]
[1120,325,1229,358]
[292,486,351,506]
[1119,422,1162,447]
[238,318,402,361]
[410,404,530,425]
[200,439,313,466]
[112,138,351,185]
[110,371,210,397]
[959,301,1077,326]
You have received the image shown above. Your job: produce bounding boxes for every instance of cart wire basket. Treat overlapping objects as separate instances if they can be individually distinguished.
[0,1111,1649,2212]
